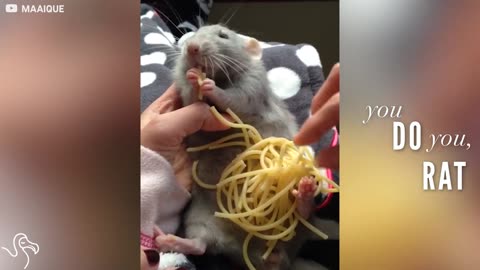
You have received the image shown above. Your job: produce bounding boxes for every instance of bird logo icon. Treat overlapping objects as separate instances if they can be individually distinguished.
[2,233,39,269]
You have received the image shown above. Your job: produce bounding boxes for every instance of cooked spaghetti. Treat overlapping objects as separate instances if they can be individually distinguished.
[187,106,339,270]
[196,70,206,100]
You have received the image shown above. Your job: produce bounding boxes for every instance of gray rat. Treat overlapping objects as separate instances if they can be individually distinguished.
[171,24,327,270]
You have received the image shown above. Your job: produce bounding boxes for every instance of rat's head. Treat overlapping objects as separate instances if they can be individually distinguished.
[180,25,262,81]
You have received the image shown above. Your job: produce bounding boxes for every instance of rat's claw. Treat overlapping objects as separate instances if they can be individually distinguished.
[186,69,201,87]
[296,176,316,200]
[294,176,317,218]
[186,68,202,76]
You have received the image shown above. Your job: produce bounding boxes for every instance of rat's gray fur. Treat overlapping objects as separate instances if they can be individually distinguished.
[174,25,317,270]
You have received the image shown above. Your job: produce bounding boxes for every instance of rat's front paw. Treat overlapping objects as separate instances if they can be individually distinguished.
[263,248,287,270]
[200,78,215,94]
[294,176,317,200]
[156,235,206,255]
[186,68,202,88]
[292,176,317,218]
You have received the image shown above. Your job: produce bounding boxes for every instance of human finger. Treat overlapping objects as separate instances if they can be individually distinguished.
[311,63,340,114]
[294,93,339,145]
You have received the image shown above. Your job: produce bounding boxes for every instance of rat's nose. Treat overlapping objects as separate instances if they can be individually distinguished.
[187,43,200,55]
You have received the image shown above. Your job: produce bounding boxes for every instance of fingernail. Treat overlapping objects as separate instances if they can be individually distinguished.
[293,135,301,145]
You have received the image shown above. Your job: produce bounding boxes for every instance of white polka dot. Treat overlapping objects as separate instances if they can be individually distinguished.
[178,21,198,32]
[140,11,155,20]
[160,252,189,269]
[259,42,285,49]
[296,45,322,67]
[144,33,173,46]
[157,27,176,45]
[267,67,301,99]
[141,52,167,66]
[141,72,156,88]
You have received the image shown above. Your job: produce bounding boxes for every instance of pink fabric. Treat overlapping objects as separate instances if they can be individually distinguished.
[141,146,191,237]
[141,232,158,250]
[317,127,338,210]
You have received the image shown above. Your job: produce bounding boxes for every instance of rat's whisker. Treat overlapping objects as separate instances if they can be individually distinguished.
[218,54,249,70]
[208,57,215,78]
[140,24,180,47]
[161,0,185,31]
[165,52,182,60]
[218,56,244,77]
[212,55,234,87]
[163,56,180,67]
[216,54,248,70]
[211,56,224,75]
[208,56,215,78]
[145,46,180,54]
[203,56,208,75]
[152,46,177,51]
[165,52,182,58]
[140,24,179,40]
[153,8,187,36]
[219,6,234,25]
[216,55,244,76]
[142,48,181,59]
[216,54,247,74]
[205,56,212,78]
[224,6,240,26]
[164,54,181,62]
[215,54,242,69]
[164,55,178,61]
[213,55,241,75]
[140,24,165,33]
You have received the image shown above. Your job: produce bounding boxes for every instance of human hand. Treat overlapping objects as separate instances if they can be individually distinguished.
[294,63,339,170]
[141,84,230,191]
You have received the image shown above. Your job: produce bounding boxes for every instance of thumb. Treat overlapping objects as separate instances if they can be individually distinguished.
[160,103,230,142]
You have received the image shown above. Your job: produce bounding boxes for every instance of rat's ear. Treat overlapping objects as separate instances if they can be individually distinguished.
[245,38,262,60]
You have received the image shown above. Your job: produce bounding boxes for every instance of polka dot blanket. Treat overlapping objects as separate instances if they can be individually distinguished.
[140,3,339,269]
[140,3,338,182]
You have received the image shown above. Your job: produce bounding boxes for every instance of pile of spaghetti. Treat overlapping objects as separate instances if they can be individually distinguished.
[187,107,339,270]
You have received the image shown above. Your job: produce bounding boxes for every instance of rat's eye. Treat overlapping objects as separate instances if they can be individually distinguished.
[218,31,229,39]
